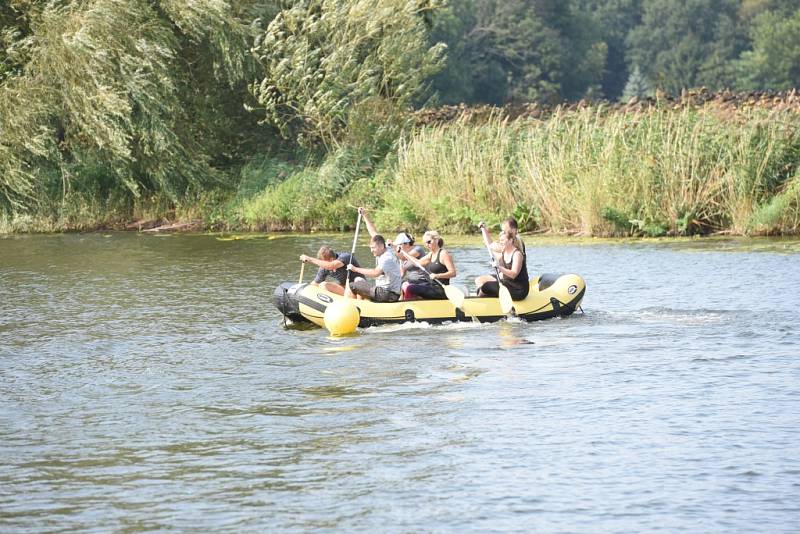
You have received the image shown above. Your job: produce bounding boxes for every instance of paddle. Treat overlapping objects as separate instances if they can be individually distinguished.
[398,249,465,310]
[480,226,514,314]
[298,260,305,284]
[344,211,363,298]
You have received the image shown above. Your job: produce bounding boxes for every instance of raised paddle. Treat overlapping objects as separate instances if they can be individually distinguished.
[344,211,363,298]
[480,226,514,314]
[298,260,305,284]
[398,248,465,310]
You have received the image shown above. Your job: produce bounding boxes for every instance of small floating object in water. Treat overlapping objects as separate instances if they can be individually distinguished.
[323,300,360,336]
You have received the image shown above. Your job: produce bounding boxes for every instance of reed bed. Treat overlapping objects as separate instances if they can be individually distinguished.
[8,102,797,235]
[378,105,800,236]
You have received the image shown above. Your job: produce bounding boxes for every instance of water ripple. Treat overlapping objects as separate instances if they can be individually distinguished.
[2,234,800,532]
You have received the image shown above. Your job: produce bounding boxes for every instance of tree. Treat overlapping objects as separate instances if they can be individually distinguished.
[735,8,800,90]
[428,0,608,105]
[426,0,481,104]
[0,0,269,213]
[576,0,642,101]
[626,0,745,95]
[250,0,446,148]
[621,64,652,100]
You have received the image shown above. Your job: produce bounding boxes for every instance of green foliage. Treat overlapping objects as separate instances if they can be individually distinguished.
[4,0,800,235]
[250,0,445,148]
[735,8,800,90]
[429,0,608,104]
[626,0,746,95]
[430,0,800,103]
[601,206,633,234]
[747,173,800,233]
[232,146,388,230]
[576,0,642,101]
[0,0,268,220]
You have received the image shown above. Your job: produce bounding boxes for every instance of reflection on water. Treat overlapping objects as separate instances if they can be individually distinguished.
[1,233,800,532]
[496,321,536,347]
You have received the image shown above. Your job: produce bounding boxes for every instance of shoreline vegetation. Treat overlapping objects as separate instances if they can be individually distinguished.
[3,90,799,237]
[4,1,800,238]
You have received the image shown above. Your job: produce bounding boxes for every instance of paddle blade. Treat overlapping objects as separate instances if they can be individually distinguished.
[444,284,465,310]
[499,285,514,314]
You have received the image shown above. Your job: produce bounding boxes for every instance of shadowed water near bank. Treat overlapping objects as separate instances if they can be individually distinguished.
[1,233,799,532]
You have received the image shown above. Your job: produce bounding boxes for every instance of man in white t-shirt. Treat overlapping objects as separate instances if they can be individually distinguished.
[346,234,402,302]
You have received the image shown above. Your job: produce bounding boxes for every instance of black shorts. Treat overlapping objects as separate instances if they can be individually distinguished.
[479,278,529,301]
[405,282,446,300]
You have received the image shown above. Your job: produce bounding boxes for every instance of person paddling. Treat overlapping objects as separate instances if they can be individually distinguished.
[357,206,427,291]
[345,234,402,302]
[299,246,360,296]
[486,217,526,257]
[401,230,457,300]
[474,228,529,300]
[391,231,428,286]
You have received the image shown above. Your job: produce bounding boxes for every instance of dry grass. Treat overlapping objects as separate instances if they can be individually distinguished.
[376,104,800,236]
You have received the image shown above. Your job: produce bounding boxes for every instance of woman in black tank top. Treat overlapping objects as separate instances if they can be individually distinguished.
[401,230,457,300]
[475,230,529,300]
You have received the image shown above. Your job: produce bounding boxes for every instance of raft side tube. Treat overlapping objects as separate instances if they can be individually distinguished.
[273,282,310,322]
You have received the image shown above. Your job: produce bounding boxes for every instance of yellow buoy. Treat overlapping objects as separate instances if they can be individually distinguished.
[323,300,360,336]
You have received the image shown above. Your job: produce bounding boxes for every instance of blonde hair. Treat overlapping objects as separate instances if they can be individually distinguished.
[423,230,443,248]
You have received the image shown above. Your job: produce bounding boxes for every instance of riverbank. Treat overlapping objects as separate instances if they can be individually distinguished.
[3,93,800,237]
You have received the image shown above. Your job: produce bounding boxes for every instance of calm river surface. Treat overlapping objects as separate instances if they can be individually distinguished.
[1,233,799,532]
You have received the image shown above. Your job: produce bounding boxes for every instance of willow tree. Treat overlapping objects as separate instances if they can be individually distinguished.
[250,0,446,149]
[0,0,264,217]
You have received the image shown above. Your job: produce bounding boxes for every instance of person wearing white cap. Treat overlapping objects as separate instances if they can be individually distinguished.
[392,231,428,285]
[393,231,426,259]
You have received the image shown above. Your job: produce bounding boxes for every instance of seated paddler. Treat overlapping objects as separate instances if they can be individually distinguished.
[400,230,457,300]
[474,226,529,301]
[299,246,360,296]
[345,234,402,302]
[394,231,429,286]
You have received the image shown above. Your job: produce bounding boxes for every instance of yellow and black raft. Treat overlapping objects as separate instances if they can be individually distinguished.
[274,273,586,334]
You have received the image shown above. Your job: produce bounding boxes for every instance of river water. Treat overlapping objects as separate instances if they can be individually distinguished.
[1,233,799,532]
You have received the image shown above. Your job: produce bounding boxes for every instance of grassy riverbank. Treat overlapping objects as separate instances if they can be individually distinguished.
[3,101,800,236]
[380,105,800,236]
[229,101,800,237]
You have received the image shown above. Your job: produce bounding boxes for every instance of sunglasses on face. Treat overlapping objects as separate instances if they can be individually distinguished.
[425,240,432,244]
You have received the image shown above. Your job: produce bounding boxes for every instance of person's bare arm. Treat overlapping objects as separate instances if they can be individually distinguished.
[348,264,382,278]
[358,207,379,238]
[299,254,344,271]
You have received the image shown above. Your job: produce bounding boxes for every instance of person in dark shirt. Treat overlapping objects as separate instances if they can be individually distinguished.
[401,230,457,300]
[393,231,428,284]
[299,246,360,296]
[474,229,529,300]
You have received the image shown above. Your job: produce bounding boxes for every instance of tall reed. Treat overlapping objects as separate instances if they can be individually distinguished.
[377,105,800,236]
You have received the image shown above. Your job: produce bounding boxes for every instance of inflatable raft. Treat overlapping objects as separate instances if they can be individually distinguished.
[274,273,586,329]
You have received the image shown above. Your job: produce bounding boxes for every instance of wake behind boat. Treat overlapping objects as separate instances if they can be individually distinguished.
[274,273,586,333]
